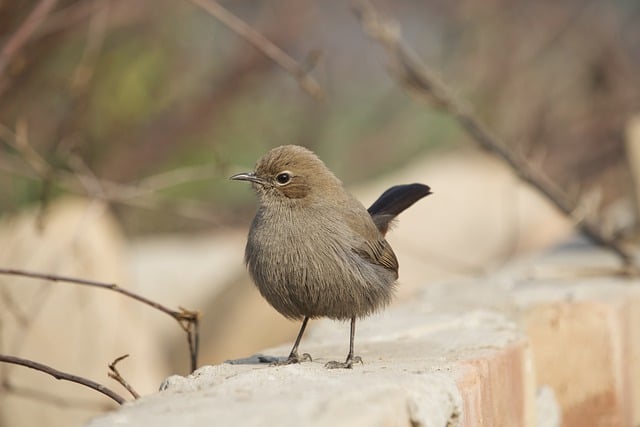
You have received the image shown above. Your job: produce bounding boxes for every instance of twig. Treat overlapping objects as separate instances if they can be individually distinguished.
[0,156,224,223]
[70,0,109,93]
[66,151,107,198]
[0,268,201,372]
[108,354,140,399]
[41,0,143,38]
[0,124,225,224]
[135,164,222,194]
[625,115,640,226]
[0,354,125,405]
[12,119,50,176]
[0,0,60,77]
[188,0,323,100]
[182,305,200,372]
[353,0,637,267]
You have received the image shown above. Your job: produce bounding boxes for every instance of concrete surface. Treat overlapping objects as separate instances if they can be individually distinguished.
[87,298,536,427]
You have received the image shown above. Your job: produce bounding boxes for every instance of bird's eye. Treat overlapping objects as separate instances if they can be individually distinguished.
[275,172,291,185]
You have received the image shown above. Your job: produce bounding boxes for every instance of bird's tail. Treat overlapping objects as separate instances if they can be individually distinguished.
[367,183,432,235]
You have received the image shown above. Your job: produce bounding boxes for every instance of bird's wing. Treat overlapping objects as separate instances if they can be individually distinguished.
[340,193,399,274]
[353,238,399,273]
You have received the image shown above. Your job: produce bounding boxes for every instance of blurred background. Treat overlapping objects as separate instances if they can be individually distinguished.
[1,0,639,426]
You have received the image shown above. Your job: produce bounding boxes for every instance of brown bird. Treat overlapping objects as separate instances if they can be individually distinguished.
[231,145,431,368]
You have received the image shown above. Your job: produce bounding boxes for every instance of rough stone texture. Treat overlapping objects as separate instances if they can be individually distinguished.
[428,241,640,427]
[456,342,535,427]
[536,386,562,427]
[522,300,627,426]
[515,282,640,427]
[87,306,536,427]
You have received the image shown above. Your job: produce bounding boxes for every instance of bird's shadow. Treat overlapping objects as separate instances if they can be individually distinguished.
[224,354,283,365]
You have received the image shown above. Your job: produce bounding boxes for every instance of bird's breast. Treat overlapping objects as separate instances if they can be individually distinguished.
[244,206,396,320]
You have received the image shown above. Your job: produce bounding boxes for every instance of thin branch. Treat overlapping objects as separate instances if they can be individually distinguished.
[108,354,140,399]
[0,268,201,372]
[135,164,222,194]
[41,0,143,38]
[0,354,125,405]
[12,119,50,176]
[70,0,109,93]
[0,155,224,223]
[353,0,637,268]
[66,151,107,198]
[625,115,640,226]
[0,0,60,77]
[0,123,225,224]
[182,305,200,372]
[188,0,323,100]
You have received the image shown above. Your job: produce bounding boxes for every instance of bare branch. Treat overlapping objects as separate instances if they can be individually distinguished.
[0,123,225,224]
[108,354,140,399]
[70,0,109,92]
[66,151,107,199]
[0,0,60,77]
[0,156,224,223]
[6,120,50,176]
[0,268,201,372]
[135,164,222,194]
[353,0,637,268]
[625,115,640,227]
[188,0,324,100]
[0,354,125,405]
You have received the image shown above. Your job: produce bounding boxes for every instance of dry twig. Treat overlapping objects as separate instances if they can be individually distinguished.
[0,268,200,372]
[353,0,637,268]
[0,354,125,405]
[0,122,224,224]
[70,0,109,92]
[188,0,324,99]
[108,354,140,399]
[0,0,60,77]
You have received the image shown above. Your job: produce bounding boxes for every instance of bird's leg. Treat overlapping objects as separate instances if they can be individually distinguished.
[271,316,312,365]
[325,316,363,369]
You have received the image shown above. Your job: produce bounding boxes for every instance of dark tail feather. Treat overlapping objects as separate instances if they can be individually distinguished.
[367,183,432,235]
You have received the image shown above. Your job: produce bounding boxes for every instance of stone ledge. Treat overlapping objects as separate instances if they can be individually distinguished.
[87,308,534,427]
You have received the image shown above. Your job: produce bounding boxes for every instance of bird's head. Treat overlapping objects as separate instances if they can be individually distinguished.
[230,145,341,204]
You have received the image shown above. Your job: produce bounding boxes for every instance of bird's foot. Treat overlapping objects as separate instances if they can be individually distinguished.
[324,355,363,369]
[269,352,312,366]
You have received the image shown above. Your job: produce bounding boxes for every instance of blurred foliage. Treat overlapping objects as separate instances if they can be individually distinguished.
[0,0,639,235]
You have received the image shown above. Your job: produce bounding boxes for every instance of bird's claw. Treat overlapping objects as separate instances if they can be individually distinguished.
[324,355,363,369]
[270,352,312,366]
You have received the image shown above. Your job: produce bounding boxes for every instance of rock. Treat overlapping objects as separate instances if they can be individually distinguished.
[86,301,535,427]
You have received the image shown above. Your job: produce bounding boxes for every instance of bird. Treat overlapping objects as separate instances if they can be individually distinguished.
[231,145,431,368]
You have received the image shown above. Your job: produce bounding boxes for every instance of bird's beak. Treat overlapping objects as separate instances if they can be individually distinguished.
[230,172,264,185]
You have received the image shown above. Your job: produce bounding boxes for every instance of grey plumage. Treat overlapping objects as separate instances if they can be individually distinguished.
[231,145,431,368]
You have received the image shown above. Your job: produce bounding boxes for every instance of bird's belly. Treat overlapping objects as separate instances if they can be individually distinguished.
[246,234,396,320]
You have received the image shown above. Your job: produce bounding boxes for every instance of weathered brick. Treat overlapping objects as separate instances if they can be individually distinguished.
[520,287,640,427]
[455,342,536,427]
